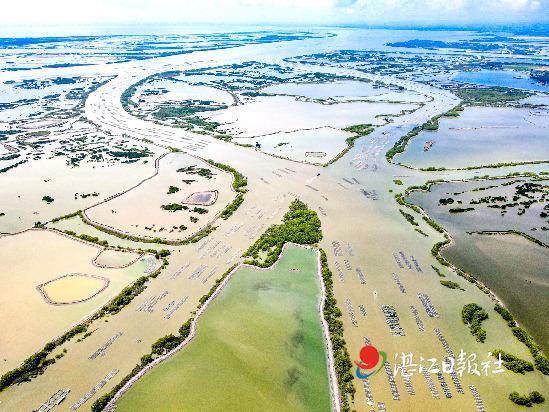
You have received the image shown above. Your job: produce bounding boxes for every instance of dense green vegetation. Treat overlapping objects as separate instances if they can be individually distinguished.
[449,207,475,213]
[461,303,488,343]
[220,193,244,220]
[243,199,322,267]
[431,239,451,267]
[454,87,531,106]
[42,195,54,204]
[386,125,422,162]
[422,116,440,131]
[415,228,428,237]
[394,193,422,214]
[167,185,179,194]
[342,124,374,148]
[431,265,446,277]
[494,303,517,327]
[509,391,545,407]
[342,124,374,136]
[511,327,549,375]
[161,203,185,212]
[443,105,464,117]
[440,280,464,290]
[176,165,213,179]
[493,304,549,375]
[108,148,151,159]
[439,198,454,205]
[399,209,419,226]
[492,349,534,374]
[423,217,445,234]
[393,179,403,185]
[206,159,248,193]
[182,116,223,134]
[149,249,171,259]
[319,249,355,412]
[78,233,109,247]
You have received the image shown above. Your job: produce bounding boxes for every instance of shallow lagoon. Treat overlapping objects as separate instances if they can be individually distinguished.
[204,95,416,137]
[453,70,549,93]
[117,246,331,412]
[407,179,549,352]
[396,106,549,168]
[133,79,235,107]
[233,127,351,164]
[262,80,429,104]
[85,152,234,241]
[262,80,391,100]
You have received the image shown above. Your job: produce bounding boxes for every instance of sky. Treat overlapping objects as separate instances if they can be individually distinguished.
[1,0,548,32]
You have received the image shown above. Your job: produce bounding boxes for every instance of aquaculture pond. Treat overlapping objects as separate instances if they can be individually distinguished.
[261,80,427,102]
[233,127,351,164]
[203,95,416,137]
[453,70,549,93]
[406,178,549,352]
[396,106,549,169]
[117,245,331,412]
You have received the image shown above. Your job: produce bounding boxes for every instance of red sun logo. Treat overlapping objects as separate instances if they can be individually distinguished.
[354,345,380,369]
[354,345,387,379]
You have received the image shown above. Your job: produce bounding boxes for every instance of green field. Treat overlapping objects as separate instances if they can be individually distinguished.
[117,245,331,412]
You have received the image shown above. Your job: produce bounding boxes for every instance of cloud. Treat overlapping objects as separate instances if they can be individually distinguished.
[335,0,359,6]
[0,0,547,28]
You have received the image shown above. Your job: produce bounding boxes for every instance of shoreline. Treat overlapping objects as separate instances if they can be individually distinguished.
[104,242,342,412]
[400,177,548,358]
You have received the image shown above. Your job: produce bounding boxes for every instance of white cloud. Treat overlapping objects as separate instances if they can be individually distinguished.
[0,0,547,28]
